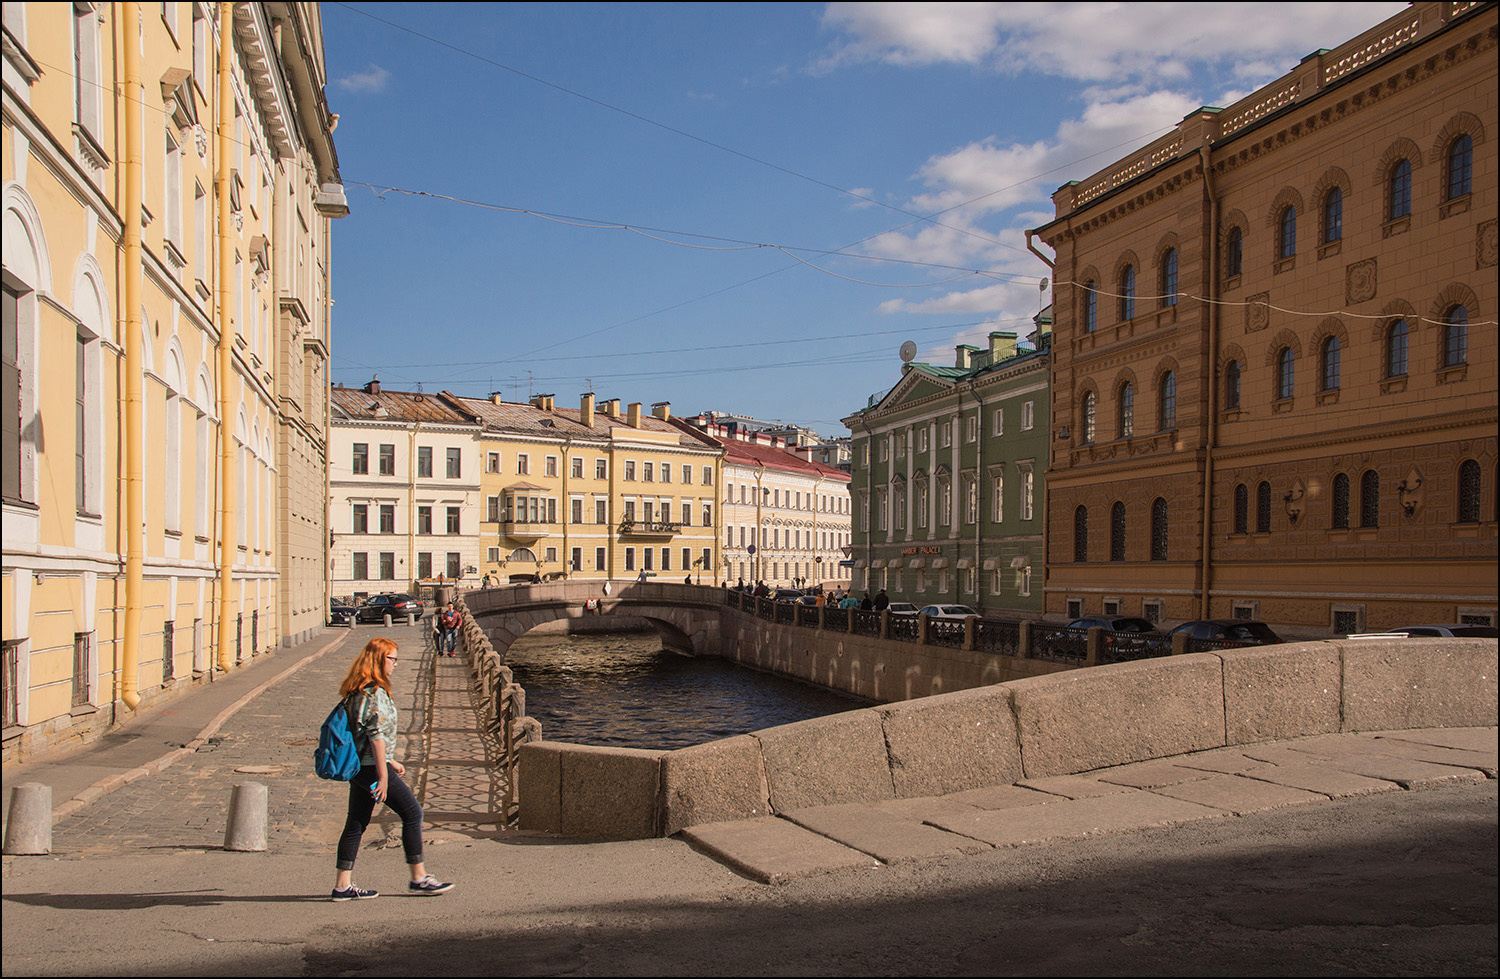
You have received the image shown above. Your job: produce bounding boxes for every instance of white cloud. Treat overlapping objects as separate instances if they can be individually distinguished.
[820,2,1409,84]
[335,64,391,94]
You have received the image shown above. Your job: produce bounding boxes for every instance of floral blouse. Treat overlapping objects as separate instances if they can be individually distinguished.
[351,684,397,767]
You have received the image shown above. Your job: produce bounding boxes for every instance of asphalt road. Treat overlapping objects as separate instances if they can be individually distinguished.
[4,779,1494,976]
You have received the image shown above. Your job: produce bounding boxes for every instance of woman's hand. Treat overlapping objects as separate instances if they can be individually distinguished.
[389,760,405,777]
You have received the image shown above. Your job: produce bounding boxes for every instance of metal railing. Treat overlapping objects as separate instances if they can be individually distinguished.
[454,597,541,827]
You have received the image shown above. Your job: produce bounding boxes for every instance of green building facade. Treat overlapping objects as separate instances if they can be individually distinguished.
[843,323,1050,616]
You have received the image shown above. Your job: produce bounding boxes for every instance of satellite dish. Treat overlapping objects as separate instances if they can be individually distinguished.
[899,340,917,363]
[1039,277,1049,293]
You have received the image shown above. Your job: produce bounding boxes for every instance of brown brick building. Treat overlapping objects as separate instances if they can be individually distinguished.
[1033,1,1497,635]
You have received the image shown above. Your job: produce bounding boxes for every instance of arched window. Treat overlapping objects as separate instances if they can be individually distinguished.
[1388,159,1411,220]
[1323,187,1343,243]
[1386,320,1409,378]
[1082,391,1096,444]
[1360,470,1380,528]
[1277,206,1296,260]
[1233,484,1249,535]
[1224,360,1242,410]
[1161,249,1178,307]
[1443,305,1468,368]
[1276,347,1295,400]
[1256,481,1271,533]
[1083,281,1097,333]
[1073,506,1088,562]
[1332,473,1350,529]
[1120,265,1136,320]
[1110,501,1126,562]
[1118,382,1134,438]
[1150,498,1168,561]
[1447,134,1473,200]
[1158,372,1176,430]
[1320,336,1340,391]
[1457,460,1481,523]
[1226,227,1244,278]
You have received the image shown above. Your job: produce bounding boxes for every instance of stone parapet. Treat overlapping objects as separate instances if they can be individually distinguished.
[517,637,1496,840]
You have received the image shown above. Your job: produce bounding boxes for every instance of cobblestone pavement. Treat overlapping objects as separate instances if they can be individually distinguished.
[47,620,497,857]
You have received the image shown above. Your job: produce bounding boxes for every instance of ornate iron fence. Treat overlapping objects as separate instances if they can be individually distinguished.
[927,617,965,648]
[975,618,1019,656]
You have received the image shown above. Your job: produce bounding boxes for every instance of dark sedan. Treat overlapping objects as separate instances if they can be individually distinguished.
[1168,619,1282,646]
[355,593,425,623]
[329,599,356,626]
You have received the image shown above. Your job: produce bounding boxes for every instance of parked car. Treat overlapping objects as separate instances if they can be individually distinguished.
[1385,624,1499,638]
[1168,619,1282,645]
[1056,615,1164,659]
[918,605,979,620]
[887,602,920,616]
[773,588,805,603]
[355,593,425,623]
[329,599,356,626]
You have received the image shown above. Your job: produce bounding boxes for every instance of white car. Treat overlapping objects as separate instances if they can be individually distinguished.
[887,602,920,616]
[919,604,978,620]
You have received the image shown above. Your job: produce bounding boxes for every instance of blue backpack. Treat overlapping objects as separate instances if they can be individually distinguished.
[314,695,362,781]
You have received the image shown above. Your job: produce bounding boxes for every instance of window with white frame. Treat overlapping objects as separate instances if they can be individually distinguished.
[516,453,529,475]
[992,474,1004,522]
[545,456,558,478]
[1021,401,1035,430]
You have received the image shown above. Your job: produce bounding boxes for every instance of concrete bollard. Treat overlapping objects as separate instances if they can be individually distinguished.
[223,782,269,852]
[406,611,415,626]
[3,782,52,855]
[383,612,393,627]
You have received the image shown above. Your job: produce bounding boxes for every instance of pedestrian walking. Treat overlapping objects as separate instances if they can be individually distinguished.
[438,603,461,656]
[331,637,453,901]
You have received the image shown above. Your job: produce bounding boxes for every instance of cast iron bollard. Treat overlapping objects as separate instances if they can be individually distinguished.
[223,782,269,851]
[3,782,52,854]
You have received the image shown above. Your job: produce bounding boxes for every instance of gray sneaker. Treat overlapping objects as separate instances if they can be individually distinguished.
[408,874,454,896]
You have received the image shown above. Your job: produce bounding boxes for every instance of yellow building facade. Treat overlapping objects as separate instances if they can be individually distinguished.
[2,2,343,760]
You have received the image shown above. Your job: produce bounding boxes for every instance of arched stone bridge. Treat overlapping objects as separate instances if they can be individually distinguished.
[461,580,725,661]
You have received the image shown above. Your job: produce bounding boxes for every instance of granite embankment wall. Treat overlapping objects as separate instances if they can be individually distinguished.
[714,606,1069,702]
[517,637,1498,840]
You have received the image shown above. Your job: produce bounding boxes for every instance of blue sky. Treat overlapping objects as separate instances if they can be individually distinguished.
[321,2,1406,434]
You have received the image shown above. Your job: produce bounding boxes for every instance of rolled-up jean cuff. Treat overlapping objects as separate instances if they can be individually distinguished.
[406,852,424,866]
[336,858,356,871]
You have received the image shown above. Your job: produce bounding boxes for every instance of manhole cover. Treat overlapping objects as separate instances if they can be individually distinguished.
[234,765,283,774]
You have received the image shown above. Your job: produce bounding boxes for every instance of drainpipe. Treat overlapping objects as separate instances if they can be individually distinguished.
[968,380,984,613]
[560,434,572,575]
[754,460,766,583]
[120,3,144,709]
[1198,143,1220,620]
[216,2,236,671]
[408,420,419,590]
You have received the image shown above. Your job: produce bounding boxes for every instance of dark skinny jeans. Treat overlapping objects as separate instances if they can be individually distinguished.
[336,762,424,871]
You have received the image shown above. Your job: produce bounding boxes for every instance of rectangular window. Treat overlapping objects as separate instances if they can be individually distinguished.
[1021,401,1035,431]
[625,461,636,481]
[487,496,500,522]
[446,448,462,478]
[379,504,395,534]
[1020,470,1034,520]
[545,546,558,563]
[486,451,499,474]
[595,547,606,571]
[446,553,461,579]
[418,506,432,535]
[992,475,1004,522]
[644,548,654,571]
[683,465,693,484]
[545,456,558,478]
[681,501,692,525]
[702,548,712,573]
[352,552,368,580]
[352,503,369,534]
[661,464,671,484]
[516,454,529,475]
[661,548,671,571]
[446,506,460,534]
[966,415,977,442]
[993,409,1004,436]
[378,444,395,476]
[485,547,499,564]
[71,632,93,708]
[572,457,584,479]
[702,467,712,486]
[703,502,712,527]
[418,446,433,478]
[595,499,607,524]
[379,552,395,580]
[352,443,368,475]
[571,499,583,524]
[643,462,654,482]
[571,548,582,571]
[596,459,607,479]
[625,547,635,571]
[418,552,432,578]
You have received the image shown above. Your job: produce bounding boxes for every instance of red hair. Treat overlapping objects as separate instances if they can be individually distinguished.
[340,637,396,698]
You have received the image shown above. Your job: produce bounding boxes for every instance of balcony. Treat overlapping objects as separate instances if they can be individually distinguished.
[500,520,555,543]
[618,518,680,538]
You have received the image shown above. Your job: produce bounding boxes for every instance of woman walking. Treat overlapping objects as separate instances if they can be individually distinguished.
[331,636,454,900]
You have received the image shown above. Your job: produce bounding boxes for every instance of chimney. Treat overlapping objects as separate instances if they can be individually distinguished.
[603,398,621,419]
[491,393,504,405]
[581,392,595,427]
[530,393,555,411]
[955,345,978,369]
[989,331,1018,362]
[651,402,671,421]
[626,402,642,428]
[363,374,381,395]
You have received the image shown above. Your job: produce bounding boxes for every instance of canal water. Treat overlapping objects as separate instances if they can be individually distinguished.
[504,630,866,750]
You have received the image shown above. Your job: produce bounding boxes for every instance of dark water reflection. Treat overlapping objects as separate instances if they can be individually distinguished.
[505,630,866,750]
